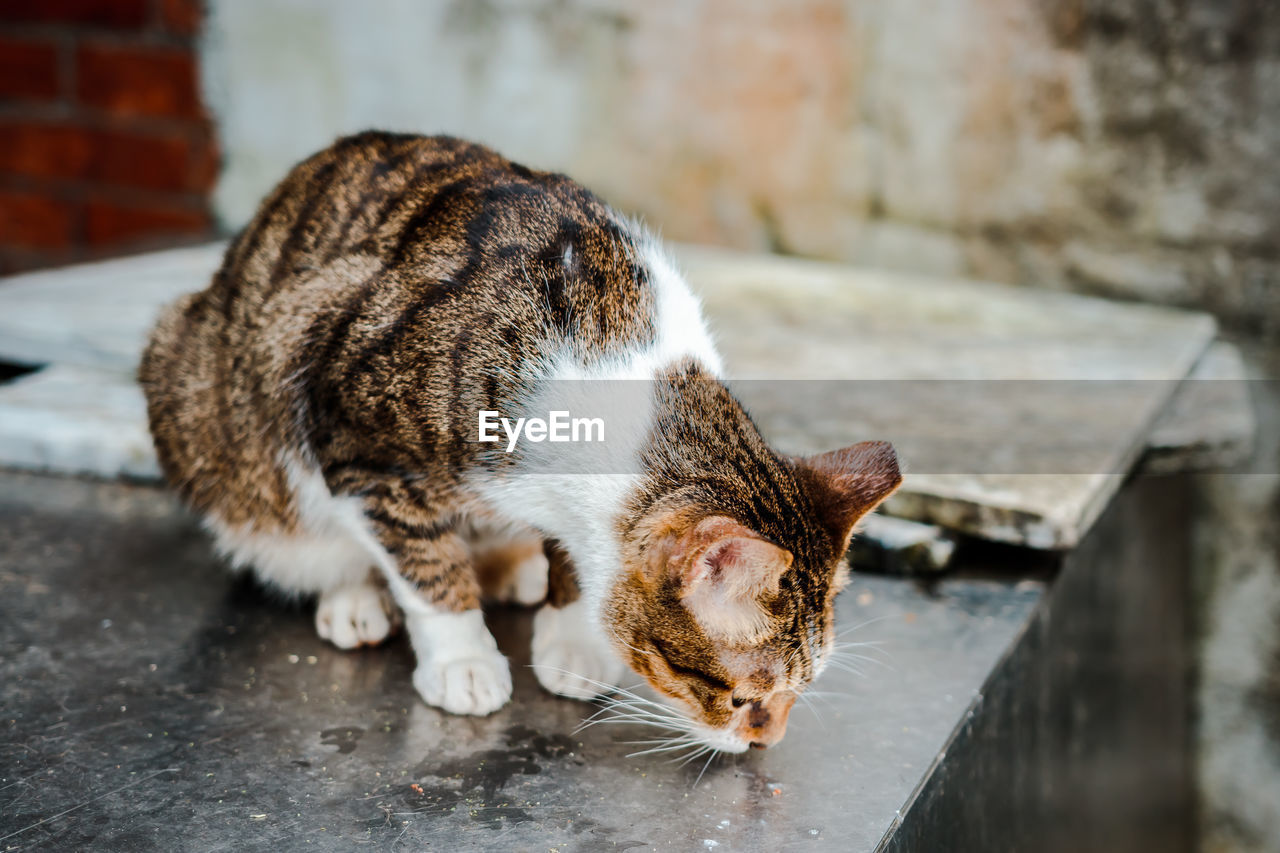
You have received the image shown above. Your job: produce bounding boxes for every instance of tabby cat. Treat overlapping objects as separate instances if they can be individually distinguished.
[140,132,901,752]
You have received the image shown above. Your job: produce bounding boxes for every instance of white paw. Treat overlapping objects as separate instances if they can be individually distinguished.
[315,583,399,649]
[412,652,512,716]
[502,551,549,606]
[532,601,624,700]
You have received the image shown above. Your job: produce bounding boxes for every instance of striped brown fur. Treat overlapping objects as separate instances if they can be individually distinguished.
[142,132,655,611]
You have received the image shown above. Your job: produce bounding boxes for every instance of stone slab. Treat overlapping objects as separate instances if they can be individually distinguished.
[0,364,159,481]
[0,244,224,372]
[678,246,1218,547]
[1141,341,1255,474]
[0,242,1223,548]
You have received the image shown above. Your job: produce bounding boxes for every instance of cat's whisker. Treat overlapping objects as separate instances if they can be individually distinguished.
[527,663,669,710]
[830,639,888,650]
[624,734,694,748]
[591,692,690,722]
[674,744,714,767]
[578,711,692,733]
[530,664,667,713]
[794,691,827,728]
[601,689,677,714]
[604,711,694,732]
[590,690,663,711]
[624,742,696,753]
[622,737,699,746]
[693,750,719,786]
[576,702,689,727]
[591,692,658,711]
[592,697,698,732]
[835,615,892,638]
[829,647,888,661]
[828,650,894,672]
[626,737,703,758]
[598,706,688,726]
[575,699,696,736]
[826,656,871,671]
[829,645,893,667]
[822,659,871,678]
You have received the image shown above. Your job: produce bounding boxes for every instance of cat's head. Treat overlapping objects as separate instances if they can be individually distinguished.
[604,440,901,752]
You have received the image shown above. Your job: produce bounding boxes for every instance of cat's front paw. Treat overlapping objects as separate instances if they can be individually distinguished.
[316,582,400,649]
[532,601,624,700]
[413,652,512,716]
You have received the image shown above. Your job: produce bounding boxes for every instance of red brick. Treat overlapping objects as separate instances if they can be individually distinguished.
[0,122,92,181]
[0,120,206,192]
[76,43,202,120]
[160,0,202,37]
[0,0,149,28]
[0,36,60,102]
[88,127,199,190]
[0,188,78,249]
[188,130,219,192]
[85,198,208,247]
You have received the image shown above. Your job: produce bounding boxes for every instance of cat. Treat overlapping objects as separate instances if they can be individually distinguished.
[139,132,901,752]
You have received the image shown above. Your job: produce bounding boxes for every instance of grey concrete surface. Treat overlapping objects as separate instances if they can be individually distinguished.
[0,472,1042,852]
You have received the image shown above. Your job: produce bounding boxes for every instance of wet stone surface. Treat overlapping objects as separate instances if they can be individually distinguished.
[0,472,1041,851]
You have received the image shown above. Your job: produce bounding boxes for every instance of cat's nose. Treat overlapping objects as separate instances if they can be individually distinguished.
[736,692,796,748]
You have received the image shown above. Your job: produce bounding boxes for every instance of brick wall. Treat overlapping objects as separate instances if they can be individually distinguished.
[0,0,216,275]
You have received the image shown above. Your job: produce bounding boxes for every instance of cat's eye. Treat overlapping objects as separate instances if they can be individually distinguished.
[731,696,747,708]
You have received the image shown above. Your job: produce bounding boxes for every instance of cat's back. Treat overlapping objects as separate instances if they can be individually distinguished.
[141,133,511,517]
[209,131,656,343]
[140,132,671,519]
[211,132,515,319]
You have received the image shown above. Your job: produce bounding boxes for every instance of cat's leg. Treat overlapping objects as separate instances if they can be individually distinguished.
[506,546,550,605]
[204,510,400,649]
[470,522,549,606]
[531,540,624,700]
[315,569,400,649]
[367,510,511,716]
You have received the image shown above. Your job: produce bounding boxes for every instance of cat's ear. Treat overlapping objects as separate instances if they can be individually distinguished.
[794,440,903,553]
[666,516,792,642]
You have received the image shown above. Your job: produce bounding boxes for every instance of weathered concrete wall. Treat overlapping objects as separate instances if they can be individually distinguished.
[1193,341,1280,853]
[202,0,1280,334]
